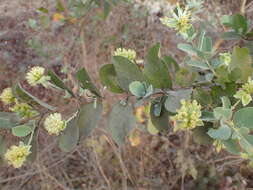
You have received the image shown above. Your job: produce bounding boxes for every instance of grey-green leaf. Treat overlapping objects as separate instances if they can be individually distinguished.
[76,68,101,97]
[77,101,103,138]
[107,102,136,146]
[222,139,240,155]
[0,112,20,129]
[207,125,232,140]
[187,60,209,70]
[13,83,56,111]
[165,89,192,113]
[129,81,146,98]
[213,107,232,120]
[12,125,32,137]
[143,43,172,89]
[113,56,145,91]
[150,98,170,132]
[99,64,124,93]
[233,107,253,129]
[59,115,79,152]
[47,70,74,97]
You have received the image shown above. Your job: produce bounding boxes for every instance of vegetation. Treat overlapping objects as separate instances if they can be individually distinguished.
[0,0,253,189]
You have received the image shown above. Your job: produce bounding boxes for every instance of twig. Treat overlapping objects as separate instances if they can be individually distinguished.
[92,146,112,190]
[240,0,247,16]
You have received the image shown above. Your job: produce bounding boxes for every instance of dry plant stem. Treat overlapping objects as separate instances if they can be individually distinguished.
[38,163,69,190]
[207,155,241,164]
[103,135,137,190]
[91,141,112,190]
[0,149,76,184]
[60,167,74,189]
[181,132,190,190]
[240,0,247,16]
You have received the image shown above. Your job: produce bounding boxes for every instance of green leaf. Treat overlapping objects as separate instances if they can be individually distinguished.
[222,139,240,155]
[239,135,253,153]
[77,101,103,138]
[12,125,32,137]
[102,1,111,19]
[213,107,232,120]
[107,102,136,146]
[198,31,212,52]
[233,107,253,129]
[202,37,212,52]
[230,46,252,82]
[129,81,146,98]
[47,70,74,97]
[147,119,159,135]
[76,68,101,97]
[0,135,6,156]
[221,31,242,40]
[143,43,172,89]
[221,96,231,108]
[112,56,145,91]
[150,98,170,132]
[164,89,192,113]
[37,7,49,13]
[201,111,216,122]
[13,83,56,111]
[56,0,65,12]
[211,83,237,105]
[0,112,20,129]
[221,14,248,35]
[175,67,198,87]
[162,55,179,72]
[59,115,79,152]
[193,88,212,106]
[207,125,232,140]
[192,126,213,145]
[177,43,198,56]
[99,64,124,93]
[187,60,209,70]
[232,127,250,139]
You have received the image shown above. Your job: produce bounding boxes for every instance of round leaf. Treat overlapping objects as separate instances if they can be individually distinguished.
[129,81,146,98]
[12,125,32,137]
[233,107,253,129]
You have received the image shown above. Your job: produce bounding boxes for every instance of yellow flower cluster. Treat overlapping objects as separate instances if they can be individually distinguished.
[4,142,31,168]
[0,87,15,105]
[44,113,66,136]
[160,4,192,35]
[114,48,136,62]
[10,101,38,119]
[234,77,253,106]
[26,66,50,87]
[213,140,225,153]
[171,99,203,131]
[219,52,232,66]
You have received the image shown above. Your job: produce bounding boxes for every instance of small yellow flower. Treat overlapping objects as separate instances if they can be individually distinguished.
[160,4,192,35]
[234,78,253,106]
[53,13,65,22]
[219,52,231,66]
[171,99,203,131]
[26,66,50,87]
[234,90,252,106]
[0,87,15,105]
[10,101,38,119]
[129,129,141,147]
[213,140,225,153]
[5,142,31,168]
[44,113,66,135]
[114,48,136,62]
[242,77,253,94]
